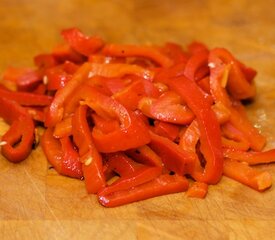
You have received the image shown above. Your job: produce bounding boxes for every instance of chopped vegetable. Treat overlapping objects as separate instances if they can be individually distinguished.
[0,27,273,207]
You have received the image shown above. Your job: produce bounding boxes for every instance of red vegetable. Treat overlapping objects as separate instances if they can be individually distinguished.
[0,28,273,207]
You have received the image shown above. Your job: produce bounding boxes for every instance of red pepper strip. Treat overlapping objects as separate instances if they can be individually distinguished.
[187,41,209,55]
[105,152,142,176]
[237,60,257,83]
[98,174,189,207]
[34,53,58,69]
[149,131,195,175]
[138,91,195,125]
[160,42,189,64]
[211,102,231,124]
[209,58,266,151]
[153,62,186,83]
[178,119,205,176]
[86,76,130,95]
[179,119,200,152]
[72,105,105,193]
[184,51,209,81]
[52,43,85,64]
[45,62,92,127]
[64,84,150,152]
[102,44,174,67]
[2,67,42,92]
[230,109,266,151]
[223,158,272,191]
[61,28,104,57]
[45,63,77,91]
[26,107,45,122]
[186,182,208,198]
[168,76,223,184]
[88,54,125,64]
[209,48,256,100]
[223,148,275,165]
[92,114,120,134]
[152,120,180,141]
[221,137,250,151]
[86,63,154,80]
[53,116,73,138]
[41,128,83,179]
[113,78,160,110]
[99,166,162,196]
[59,137,83,179]
[31,83,47,95]
[197,76,210,94]
[221,123,250,151]
[0,85,52,106]
[0,97,34,163]
[126,145,163,168]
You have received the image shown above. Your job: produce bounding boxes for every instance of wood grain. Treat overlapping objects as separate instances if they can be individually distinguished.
[1,0,275,239]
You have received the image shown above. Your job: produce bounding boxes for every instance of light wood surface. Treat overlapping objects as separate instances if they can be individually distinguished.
[1,0,275,239]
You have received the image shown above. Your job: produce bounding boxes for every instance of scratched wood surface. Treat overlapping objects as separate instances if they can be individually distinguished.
[1,0,275,239]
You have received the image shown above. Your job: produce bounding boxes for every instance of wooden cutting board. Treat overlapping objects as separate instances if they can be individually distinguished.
[1,0,275,239]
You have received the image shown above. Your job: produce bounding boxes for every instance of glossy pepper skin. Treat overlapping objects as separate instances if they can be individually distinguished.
[72,105,106,193]
[41,128,83,179]
[168,76,223,184]
[0,97,35,163]
[98,174,189,207]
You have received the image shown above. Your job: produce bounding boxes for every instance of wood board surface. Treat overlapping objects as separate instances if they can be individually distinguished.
[1,0,275,239]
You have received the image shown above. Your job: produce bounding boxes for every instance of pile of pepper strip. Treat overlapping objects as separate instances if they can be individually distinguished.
[0,28,274,207]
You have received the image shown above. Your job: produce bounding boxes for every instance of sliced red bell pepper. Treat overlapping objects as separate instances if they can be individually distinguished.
[102,44,173,67]
[126,145,163,168]
[63,84,151,152]
[52,43,85,64]
[0,84,52,106]
[186,181,208,198]
[0,97,34,163]
[149,131,195,175]
[98,174,189,207]
[209,59,266,151]
[138,91,195,125]
[223,158,272,191]
[72,105,105,193]
[98,152,162,196]
[160,42,189,64]
[168,76,223,184]
[187,41,209,55]
[61,28,104,57]
[45,62,92,127]
[41,128,83,179]
[152,120,180,141]
[223,148,275,165]
[113,78,160,110]
[209,48,256,100]
[2,67,42,92]
[184,51,209,81]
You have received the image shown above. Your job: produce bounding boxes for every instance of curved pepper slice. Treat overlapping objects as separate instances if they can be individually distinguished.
[41,128,83,179]
[61,28,104,57]
[64,84,151,152]
[168,76,223,184]
[149,131,195,176]
[72,105,106,193]
[99,152,162,196]
[102,44,174,67]
[209,48,256,100]
[138,91,195,125]
[98,174,189,207]
[209,54,266,151]
[0,97,34,163]
[0,84,52,106]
